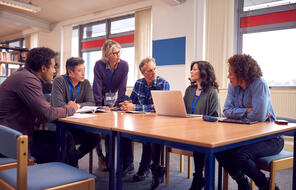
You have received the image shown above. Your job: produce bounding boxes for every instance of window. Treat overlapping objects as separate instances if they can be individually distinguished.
[71,27,79,57]
[83,23,106,39]
[236,0,296,88]
[72,14,135,86]
[110,17,135,34]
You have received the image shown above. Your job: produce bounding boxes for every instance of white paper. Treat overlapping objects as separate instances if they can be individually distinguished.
[76,106,98,113]
[67,113,97,119]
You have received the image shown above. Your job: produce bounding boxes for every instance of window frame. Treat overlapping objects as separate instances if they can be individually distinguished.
[1,38,25,48]
[73,14,135,86]
[235,0,296,89]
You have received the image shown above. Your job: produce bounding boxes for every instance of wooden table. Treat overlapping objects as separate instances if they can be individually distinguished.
[56,112,296,190]
[111,112,296,190]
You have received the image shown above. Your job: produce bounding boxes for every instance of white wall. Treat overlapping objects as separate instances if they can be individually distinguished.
[151,0,203,93]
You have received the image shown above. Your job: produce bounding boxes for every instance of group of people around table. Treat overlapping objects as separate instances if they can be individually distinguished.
[0,38,283,190]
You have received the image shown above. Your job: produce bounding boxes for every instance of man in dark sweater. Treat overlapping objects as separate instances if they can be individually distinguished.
[0,47,78,161]
[51,57,99,166]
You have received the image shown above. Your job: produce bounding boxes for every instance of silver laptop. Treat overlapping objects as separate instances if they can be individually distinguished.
[151,90,202,117]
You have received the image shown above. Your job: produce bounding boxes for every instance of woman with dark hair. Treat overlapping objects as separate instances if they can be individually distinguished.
[184,61,221,190]
[216,54,283,190]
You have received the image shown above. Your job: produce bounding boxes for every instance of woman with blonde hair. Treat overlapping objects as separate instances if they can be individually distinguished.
[93,39,134,175]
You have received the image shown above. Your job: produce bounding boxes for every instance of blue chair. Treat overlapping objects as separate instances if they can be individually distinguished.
[0,125,96,190]
[223,117,295,190]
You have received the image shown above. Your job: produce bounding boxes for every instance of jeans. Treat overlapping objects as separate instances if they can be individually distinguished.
[66,128,99,166]
[216,136,284,187]
[138,142,163,170]
[96,134,133,167]
[138,142,152,170]
[193,152,205,178]
[30,130,57,163]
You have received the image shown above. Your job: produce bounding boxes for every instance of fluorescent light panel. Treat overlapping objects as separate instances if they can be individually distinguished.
[0,0,40,13]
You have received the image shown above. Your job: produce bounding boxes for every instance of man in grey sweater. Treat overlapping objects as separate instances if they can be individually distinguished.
[51,57,99,166]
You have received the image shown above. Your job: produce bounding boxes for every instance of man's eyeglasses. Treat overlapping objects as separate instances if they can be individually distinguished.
[144,68,156,74]
[112,51,121,56]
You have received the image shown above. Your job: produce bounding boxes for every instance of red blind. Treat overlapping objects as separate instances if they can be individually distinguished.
[81,34,134,50]
[241,9,296,28]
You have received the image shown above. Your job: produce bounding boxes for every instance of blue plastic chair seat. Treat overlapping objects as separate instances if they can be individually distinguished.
[0,162,95,190]
[256,150,293,167]
[0,158,16,165]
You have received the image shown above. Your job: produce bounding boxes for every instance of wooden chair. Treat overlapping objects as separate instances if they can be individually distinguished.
[0,124,95,190]
[223,150,293,190]
[0,157,34,172]
[223,116,295,190]
[165,147,193,186]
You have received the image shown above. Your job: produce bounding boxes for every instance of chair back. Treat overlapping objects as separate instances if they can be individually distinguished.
[0,125,28,190]
[0,125,22,159]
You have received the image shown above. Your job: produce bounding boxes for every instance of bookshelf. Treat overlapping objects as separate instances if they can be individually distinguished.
[0,45,28,80]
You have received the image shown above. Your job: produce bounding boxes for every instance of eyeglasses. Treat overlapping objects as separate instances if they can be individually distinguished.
[144,68,156,74]
[112,51,121,56]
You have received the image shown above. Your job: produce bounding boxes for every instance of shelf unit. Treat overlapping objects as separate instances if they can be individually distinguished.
[0,45,28,79]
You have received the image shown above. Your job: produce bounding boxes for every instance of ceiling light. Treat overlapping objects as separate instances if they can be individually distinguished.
[0,0,40,13]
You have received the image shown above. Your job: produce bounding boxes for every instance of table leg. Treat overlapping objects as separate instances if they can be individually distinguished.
[293,131,296,190]
[218,162,222,190]
[56,124,66,162]
[116,132,122,190]
[205,150,215,190]
[109,131,115,190]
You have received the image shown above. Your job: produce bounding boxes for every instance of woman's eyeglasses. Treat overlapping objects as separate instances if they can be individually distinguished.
[112,51,121,56]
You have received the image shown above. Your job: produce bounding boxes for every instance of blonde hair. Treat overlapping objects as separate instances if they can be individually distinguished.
[101,39,121,63]
[139,57,156,72]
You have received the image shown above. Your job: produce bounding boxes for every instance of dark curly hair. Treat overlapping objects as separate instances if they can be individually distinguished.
[190,61,219,92]
[228,54,262,84]
[25,47,57,72]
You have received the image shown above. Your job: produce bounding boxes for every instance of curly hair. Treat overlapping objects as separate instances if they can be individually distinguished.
[228,54,262,84]
[25,47,57,72]
[190,61,219,92]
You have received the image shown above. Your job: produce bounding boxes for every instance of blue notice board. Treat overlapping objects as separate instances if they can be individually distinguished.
[152,37,186,66]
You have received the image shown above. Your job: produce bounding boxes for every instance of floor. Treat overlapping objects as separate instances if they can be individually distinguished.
[78,141,293,190]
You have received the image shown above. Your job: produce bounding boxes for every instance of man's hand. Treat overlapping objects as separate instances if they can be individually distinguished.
[119,100,135,111]
[67,101,80,111]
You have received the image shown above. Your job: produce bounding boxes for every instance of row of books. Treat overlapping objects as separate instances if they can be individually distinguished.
[0,52,20,62]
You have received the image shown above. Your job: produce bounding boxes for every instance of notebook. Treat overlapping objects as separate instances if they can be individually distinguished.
[151,90,202,118]
[218,118,258,124]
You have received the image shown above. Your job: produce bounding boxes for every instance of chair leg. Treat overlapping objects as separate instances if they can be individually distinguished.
[165,147,170,187]
[187,155,193,179]
[223,169,229,190]
[89,150,93,174]
[251,179,255,190]
[180,154,184,173]
[269,163,276,190]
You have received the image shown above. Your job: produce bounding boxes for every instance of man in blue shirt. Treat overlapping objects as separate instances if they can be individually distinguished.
[120,57,170,190]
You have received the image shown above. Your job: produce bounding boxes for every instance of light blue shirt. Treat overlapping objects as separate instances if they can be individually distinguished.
[223,78,275,122]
